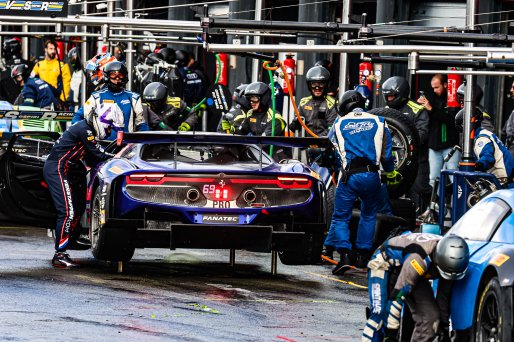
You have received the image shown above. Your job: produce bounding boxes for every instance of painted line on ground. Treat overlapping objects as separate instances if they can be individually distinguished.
[304,271,367,289]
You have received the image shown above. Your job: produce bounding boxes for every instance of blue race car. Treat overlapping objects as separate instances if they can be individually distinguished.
[0,131,330,266]
[447,189,514,341]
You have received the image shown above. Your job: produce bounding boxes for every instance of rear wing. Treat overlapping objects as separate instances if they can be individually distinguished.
[121,131,330,149]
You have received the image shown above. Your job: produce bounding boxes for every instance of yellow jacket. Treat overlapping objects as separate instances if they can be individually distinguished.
[31,59,71,102]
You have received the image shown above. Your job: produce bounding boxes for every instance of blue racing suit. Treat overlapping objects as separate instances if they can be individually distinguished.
[363,233,452,342]
[324,109,394,254]
[17,77,58,108]
[474,126,514,186]
[43,121,112,252]
[72,87,149,139]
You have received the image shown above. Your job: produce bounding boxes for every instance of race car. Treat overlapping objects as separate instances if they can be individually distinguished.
[0,131,331,266]
[447,189,514,341]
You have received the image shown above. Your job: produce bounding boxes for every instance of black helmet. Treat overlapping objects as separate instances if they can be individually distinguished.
[339,90,366,116]
[434,235,469,280]
[158,48,176,64]
[11,64,30,84]
[232,84,249,110]
[457,83,483,107]
[143,82,168,111]
[2,37,21,61]
[314,59,332,71]
[306,66,331,97]
[145,52,164,66]
[244,82,271,110]
[382,76,410,109]
[103,61,128,91]
[455,108,484,133]
[68,47,81,71]
[175,50,190,67]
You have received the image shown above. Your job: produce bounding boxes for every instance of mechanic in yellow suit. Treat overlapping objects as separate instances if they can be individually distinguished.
[31,40,71,105]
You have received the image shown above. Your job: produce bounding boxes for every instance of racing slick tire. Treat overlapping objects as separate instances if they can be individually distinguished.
[324,183,335,231]
[475,277,512,342]
[278,233,324,265]
[367,107,420,199]
[90,189,135,262]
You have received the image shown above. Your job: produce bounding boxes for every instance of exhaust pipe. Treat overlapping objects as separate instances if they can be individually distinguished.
[186,188,200,202]
[242,189,257,204]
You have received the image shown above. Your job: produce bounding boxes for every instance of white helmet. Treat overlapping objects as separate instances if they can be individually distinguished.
[88,104,125,139]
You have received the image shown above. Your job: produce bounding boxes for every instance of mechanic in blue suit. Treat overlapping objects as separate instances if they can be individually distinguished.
[44,105,125,268]
[362,233,469,342]
[324,90,398,274]
[11,64,58,109]
[72,61,149,138]
[455,108,514,187]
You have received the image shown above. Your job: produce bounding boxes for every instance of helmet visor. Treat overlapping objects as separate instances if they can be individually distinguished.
[108,71,126,80]
[437,265,467,280]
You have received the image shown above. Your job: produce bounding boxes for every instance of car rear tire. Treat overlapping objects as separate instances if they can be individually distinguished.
[475,277,512,342]
[90,189,135,262]
[325,183,335,231]
[367,107,419,199]
[278,233,324,265]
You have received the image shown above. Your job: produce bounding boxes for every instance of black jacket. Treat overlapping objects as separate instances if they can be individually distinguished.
[425,92,459,151]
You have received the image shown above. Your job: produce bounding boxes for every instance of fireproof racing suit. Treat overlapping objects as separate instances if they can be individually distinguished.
[292,95,337,136]
[473,126,514,186]
[363,233,452,342]
[143,96,198,130]
[324,109,394,255]
[43,121,112,252]
[14,77,58,108]
[72,87,149,138]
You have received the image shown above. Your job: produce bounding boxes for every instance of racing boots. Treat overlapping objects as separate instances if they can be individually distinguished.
[332,250,353,275]
[52,252,80,268]
[355,249,371,269]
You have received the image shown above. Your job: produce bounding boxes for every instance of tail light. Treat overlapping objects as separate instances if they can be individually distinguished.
[128,173,165,182]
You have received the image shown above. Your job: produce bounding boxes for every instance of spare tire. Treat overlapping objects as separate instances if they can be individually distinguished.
[368,107,419,198]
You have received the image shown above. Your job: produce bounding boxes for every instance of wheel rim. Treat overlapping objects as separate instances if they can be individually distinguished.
[90,194,101,250]
[478,290,500,342]
[388,124,408,169]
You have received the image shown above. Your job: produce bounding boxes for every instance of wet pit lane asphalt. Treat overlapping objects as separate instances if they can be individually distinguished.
[0,226,368,341]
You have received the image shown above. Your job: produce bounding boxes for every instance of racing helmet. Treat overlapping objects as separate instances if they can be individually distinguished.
[305,66,331,97]
[2,37,21,61]
[457,83,484,108]
[143,82,168,112]
[454,108,484,133]
[85,53,117,87]
[103,61,129,91]
[68,47,81,71]
[434,235,469,280]
[382,76,410,109]
[87,103,125,140]
[158,48,176,64]
[233,83,250,110]
[145,52,164,66]
[339,90,366,116]
[175,50,190,67]
[11,64,30,85]
[244,82,271,110]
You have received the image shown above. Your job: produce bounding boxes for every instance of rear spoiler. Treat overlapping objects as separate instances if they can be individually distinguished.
[121,131,330,149]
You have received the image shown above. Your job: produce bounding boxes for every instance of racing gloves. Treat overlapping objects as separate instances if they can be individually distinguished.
[178,122,191,131]
[385,170,403,186]
[221,120,234,133]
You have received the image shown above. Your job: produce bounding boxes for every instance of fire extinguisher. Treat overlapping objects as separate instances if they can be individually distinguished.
[282,53,296,95]
[359,61,373,92]
[56,41,65,61]
[215,53,228,86]
[447,68,462,108]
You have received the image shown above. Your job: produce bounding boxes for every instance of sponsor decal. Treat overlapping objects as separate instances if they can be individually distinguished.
[87,135,95,141]
[410,259,425,276]
[120,99,130,105]
[343,121,374,135]
[304,105,312,110]
[477,141,484,148]
[202,214,238,223]
[0,1,68,17]
[310,170,321,180]
[371,283,382,313]
[250,118,257,123]
[108,166,124,175]
[102,100,115,103]
[490,254,510,267]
